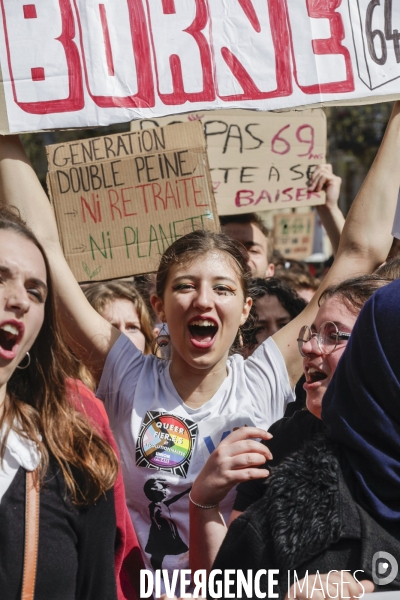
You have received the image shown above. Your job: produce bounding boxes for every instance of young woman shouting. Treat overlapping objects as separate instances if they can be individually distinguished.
[1,101,399,587]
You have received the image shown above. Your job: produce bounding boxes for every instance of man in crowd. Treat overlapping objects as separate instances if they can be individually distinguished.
[220,212,275,278]
[221,164,344,281]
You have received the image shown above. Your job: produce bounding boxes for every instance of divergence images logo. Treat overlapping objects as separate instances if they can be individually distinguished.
[372,551,398,586]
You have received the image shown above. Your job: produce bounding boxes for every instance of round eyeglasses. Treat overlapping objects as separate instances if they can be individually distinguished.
[297,321,351,358]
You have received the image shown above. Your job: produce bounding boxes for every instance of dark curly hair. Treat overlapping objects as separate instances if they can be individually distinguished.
[243,278,306,347]
[250,278,307,317]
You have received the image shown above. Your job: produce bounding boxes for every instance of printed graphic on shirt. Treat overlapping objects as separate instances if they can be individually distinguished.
[144,478,191,572]
[197,414,256,463]
[136,411,198,477]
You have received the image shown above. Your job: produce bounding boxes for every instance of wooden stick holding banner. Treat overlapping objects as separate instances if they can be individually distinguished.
[46,121,218,282]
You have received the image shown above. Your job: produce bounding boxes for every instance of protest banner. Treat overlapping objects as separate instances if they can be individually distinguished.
[273,211,316,260]
[46,121,218,281]
[131,109,326,214]
[0,1,399,133]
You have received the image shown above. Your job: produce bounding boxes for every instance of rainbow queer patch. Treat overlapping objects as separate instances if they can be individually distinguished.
[136,411,198,477]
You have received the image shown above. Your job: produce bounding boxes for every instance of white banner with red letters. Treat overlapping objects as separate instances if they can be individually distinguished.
[0,0,399,133]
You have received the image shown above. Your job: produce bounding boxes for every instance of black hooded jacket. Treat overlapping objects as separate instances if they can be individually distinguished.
[211,435,400,599]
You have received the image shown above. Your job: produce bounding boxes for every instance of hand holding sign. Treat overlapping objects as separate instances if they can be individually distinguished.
[308,164,342,208]
[311,164,345,256]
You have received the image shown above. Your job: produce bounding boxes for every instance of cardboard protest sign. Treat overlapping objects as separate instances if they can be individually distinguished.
[0,1,399,133]
[46,122,218,281]
[273,212,316,260]
[131,109,326,214]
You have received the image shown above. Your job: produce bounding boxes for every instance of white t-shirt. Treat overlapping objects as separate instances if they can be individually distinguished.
[0,427,40,502]
[97,334,294,579]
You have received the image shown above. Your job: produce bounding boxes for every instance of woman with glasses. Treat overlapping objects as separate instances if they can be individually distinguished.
[231,274,391,516]
[189,275,391,573]
[210,277,400,598]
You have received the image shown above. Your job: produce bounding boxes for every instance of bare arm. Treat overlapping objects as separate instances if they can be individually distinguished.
[0,135,120,381]
[311,163,345,255]
[273,102,400,388]
[189,504,227,574]
[189,427,271,573]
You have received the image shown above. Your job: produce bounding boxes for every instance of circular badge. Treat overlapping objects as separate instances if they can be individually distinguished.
[139,414,193,469]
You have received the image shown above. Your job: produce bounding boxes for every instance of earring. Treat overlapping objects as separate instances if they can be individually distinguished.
[238,327,244,348]
[152,323,171,359]
[17,352,31,370]
[156,322,170,347]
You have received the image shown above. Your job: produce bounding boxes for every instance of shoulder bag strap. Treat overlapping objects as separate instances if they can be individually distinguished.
[21,468,40,600]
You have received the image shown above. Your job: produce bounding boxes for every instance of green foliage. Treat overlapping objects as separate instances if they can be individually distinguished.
[327,102,393,164]
[325,102,394,214]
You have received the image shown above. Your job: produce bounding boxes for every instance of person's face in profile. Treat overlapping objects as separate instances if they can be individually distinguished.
[302,296,356,419]
[150,481,168,502]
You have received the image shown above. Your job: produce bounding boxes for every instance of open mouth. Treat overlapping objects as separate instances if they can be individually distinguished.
[306,367,328,383]
[188,318,218,348]
[0,322,23,359]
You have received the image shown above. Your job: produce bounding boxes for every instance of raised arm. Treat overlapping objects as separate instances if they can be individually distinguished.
[0,135,120,380]
[310,163,345,255]
[189,427,271,573]
[274,101,400,388]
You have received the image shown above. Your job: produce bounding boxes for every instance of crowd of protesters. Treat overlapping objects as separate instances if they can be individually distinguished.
[0,102,400,600]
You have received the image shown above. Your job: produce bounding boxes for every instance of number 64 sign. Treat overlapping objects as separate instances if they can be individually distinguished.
[0,0,398,133]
